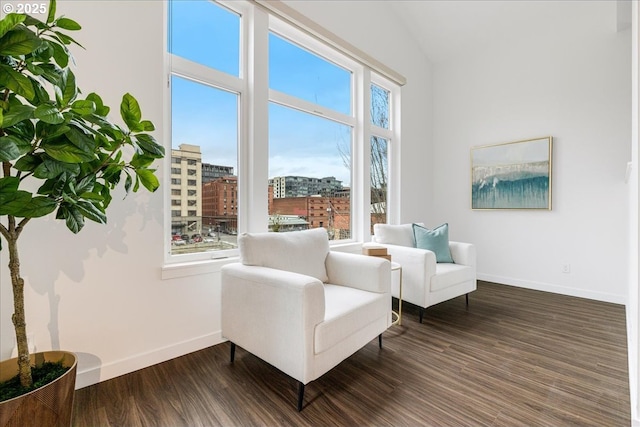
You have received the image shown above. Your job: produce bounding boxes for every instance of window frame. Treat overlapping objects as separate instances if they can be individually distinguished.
[163,0,401,265]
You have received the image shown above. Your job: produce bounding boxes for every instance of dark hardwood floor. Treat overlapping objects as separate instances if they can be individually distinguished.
[73,281,630,426]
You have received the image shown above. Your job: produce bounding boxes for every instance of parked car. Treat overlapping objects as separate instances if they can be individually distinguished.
[172,239,186,246]
[191,234,203,243]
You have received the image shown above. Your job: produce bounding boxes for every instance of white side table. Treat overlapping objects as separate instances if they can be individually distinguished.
[391,262,403,326]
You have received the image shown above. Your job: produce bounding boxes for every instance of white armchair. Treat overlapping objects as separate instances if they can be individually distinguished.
[221,228,391,411]
[366,223,476,323]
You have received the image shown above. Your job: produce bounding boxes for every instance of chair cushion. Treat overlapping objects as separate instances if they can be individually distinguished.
[413,223,454,263]
[373,223,424,247]
[431,263,475,292]
[314,284,388,354]
[238,228,329,282]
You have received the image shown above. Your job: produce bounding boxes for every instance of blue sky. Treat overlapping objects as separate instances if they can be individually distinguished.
[169,0,353,185]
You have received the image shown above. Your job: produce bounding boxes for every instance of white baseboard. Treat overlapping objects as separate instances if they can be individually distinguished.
[477,273,626,305]
[75,331,225,389]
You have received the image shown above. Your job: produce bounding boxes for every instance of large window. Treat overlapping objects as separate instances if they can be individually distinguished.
[370,82,392,228]
[268,32,354,239]
[166,0,401,262]
[168,1,241,256]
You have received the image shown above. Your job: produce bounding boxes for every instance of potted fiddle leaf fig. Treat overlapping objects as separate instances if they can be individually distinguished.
[0,1,164,424]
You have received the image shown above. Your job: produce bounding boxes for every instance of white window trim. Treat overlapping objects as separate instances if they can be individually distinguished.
[163,0,402,267]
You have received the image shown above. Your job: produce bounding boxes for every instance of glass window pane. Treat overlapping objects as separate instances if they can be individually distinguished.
[371,84,390,129]
[169,1,240,76]
[268,103,352,240]
[269,33,351,115]
[171,75,239,254]
[370,136,388,229]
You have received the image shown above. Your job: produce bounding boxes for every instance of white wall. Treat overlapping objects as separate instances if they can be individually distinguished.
[630,2,639,423]
[431,1,631,303]
[0,0,433,388]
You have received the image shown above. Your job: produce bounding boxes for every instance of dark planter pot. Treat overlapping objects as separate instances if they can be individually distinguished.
[0,351,77,427]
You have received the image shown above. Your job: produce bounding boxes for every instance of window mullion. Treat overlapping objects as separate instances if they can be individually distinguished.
[241,4,270,233]
[354,67,370,242]
[171,55,243,94]
[269,89,356,128]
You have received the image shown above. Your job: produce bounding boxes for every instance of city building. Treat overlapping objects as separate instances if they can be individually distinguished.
[202,176,238,234]
[202,163,234,184]
[170,143,202,236]
[270,175,344,198]
[271,195,351,239]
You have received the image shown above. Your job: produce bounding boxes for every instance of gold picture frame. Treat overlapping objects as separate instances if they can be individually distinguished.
[471,136,553,210]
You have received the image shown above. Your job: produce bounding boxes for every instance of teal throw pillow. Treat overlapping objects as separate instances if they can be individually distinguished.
[412,223,454,263]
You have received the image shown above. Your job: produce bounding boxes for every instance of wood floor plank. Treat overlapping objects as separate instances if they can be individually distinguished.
[73,281,630,426]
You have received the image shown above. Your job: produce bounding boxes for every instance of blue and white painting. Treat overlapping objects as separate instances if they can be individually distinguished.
[471,137,552,210]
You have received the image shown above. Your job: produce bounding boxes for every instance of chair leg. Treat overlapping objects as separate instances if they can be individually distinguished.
[419,308,424,324]
[297,382,305,412]
[466,293,469,306]
[378,334,382,349]
[230,342,236,363]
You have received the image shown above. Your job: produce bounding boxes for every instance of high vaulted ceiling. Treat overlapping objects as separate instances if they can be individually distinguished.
[388,0,629,64]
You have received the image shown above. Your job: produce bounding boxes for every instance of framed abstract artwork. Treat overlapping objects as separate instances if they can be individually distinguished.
[471,136,553,210]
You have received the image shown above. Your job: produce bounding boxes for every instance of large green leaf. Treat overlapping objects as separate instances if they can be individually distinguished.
[41,139,95,163]
[55,17,81,31]
[0,176,19,191]
[2,104,34,127]
[75,200,106,224]
[120,93,141,131]
[33,156,80,179]
[53,31,83,48]
[34,104,64,124]
[56,204,84,233]
[70,100,95,116]
[139,120,154,132]
[47,0,57,24]
[0,190,32,215]
[14,153,42,172]
[0,14,26,39]
[0,26,41,56]
[135,169,159,192]
[49,40,69,68]
[0,65,35,101]
[86,93,109,117]
[130,153,156,169]
[134,133,165,158]
[55,68,77,107]
[75,176,95,195]
[12,196,57,218]
[0,135,30,161]
[35,63,63,85]
[65,126,96,152]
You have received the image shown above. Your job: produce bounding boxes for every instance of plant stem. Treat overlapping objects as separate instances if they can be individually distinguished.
[7,215,32,388]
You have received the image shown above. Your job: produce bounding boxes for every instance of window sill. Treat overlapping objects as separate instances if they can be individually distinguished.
[161,241,364,279]
[161,257,238,280]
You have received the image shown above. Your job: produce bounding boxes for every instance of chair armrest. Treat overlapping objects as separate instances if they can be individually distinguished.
[366,243,437,274]
[449,241,476,267]
[221,263,325,380]
[325,251,390,293]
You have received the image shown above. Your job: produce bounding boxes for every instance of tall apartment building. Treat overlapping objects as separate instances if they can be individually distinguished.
[202,163,234,184]
[270,176,343,198]
[170,144,202,235]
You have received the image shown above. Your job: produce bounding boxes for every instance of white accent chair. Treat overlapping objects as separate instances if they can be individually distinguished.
[221,228,391,411]
[367,223,476,323]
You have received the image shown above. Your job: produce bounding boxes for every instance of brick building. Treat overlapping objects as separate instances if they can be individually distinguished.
[202,176,238,234]
[271,196,351,239]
